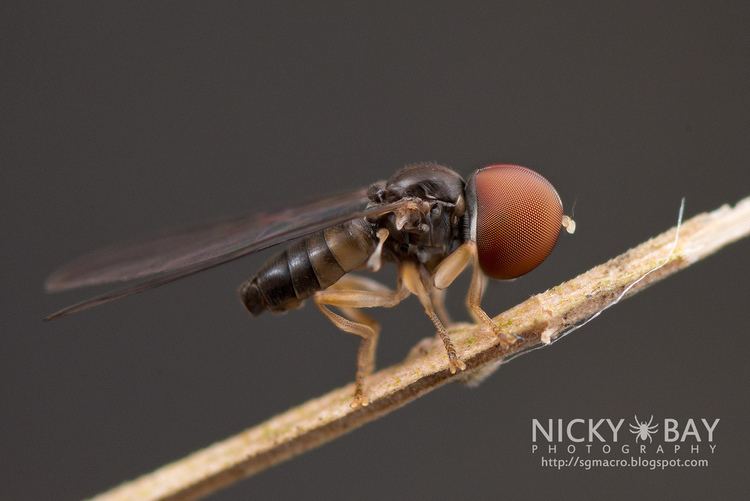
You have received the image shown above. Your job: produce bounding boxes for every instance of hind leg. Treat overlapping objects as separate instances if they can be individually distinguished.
[314,275,409,407]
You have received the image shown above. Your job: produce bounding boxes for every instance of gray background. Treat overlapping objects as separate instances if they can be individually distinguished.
[2,2,749,500]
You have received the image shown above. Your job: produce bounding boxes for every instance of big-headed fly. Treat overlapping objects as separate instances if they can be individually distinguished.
[46,163,575,406]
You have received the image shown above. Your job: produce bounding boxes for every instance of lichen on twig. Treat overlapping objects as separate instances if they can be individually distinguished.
[93,196,750,501]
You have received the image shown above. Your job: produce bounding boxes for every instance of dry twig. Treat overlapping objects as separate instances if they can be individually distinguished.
[93,196,750,501]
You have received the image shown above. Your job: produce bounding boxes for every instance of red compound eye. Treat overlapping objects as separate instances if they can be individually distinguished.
[473,164,564,279]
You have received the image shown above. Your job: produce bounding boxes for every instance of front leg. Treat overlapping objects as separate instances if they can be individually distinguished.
[464,244,520,347]
[433,242,518,347]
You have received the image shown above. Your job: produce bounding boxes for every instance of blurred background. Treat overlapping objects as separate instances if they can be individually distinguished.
[2,2,748,499]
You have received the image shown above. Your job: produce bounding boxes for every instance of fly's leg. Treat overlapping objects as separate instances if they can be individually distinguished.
[314,275,409,407]
[465,245,519,347]
[401,262,466,374]
[404,286,453,360]
[315,305,379,408]
[430,287,452,326]
[433,242,517,347]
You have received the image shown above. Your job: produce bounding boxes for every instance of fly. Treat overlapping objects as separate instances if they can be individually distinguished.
[45,162,575,407]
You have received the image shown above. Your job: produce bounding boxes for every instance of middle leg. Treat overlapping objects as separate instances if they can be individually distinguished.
[401,262,467,374]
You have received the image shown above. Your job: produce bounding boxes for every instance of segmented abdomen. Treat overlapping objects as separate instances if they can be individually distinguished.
[240,219,375,315]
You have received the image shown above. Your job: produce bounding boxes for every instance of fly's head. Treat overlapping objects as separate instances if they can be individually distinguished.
[466,164,575,280]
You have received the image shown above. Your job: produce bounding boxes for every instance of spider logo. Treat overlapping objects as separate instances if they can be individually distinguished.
[629,414,659,443]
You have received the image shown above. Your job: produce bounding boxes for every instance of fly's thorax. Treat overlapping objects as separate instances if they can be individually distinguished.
[366,163,468,269]
[377,162,465,203]
[379,203,464,267]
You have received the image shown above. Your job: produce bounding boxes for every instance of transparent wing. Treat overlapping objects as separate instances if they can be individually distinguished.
[45,187,406,320]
